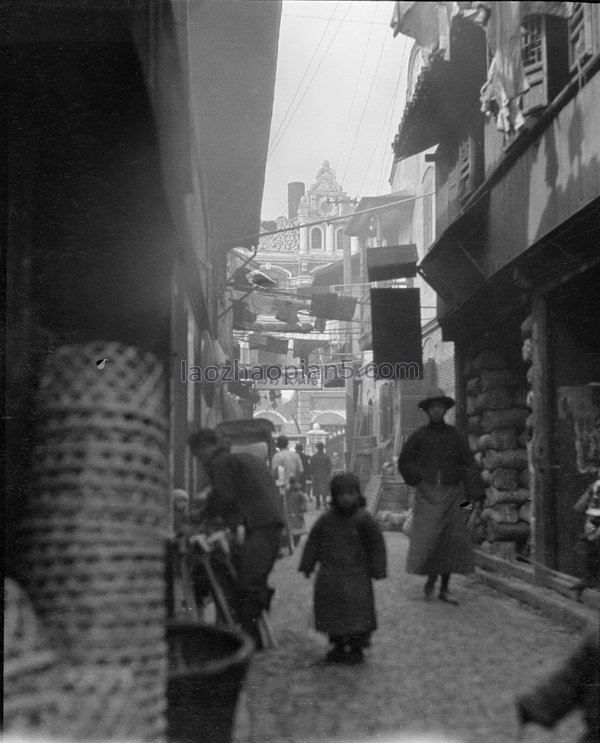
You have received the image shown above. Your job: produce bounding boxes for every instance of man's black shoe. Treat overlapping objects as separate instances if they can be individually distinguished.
[423,578,436,601]
[325,646,346,663]
[344,647,364,665]
[438,589,458,605]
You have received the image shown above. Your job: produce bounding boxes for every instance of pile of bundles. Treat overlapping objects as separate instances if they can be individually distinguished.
[466,348,531,555]
[375,509,411,532]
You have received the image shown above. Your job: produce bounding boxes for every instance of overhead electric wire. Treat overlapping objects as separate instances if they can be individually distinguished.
[225,190,434,247]
[339,29,389,188]
[376,38,411,193]
[267,3,353,161]
[281,12,390,26]
[213,2,345,213]
[267,2,341,161]
[333,3,378,174]
[356,77,397,196]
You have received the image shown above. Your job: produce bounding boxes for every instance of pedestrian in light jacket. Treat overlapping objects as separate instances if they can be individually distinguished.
[398,387,484,604]
[272,435,303,486]
[299,473,387,664]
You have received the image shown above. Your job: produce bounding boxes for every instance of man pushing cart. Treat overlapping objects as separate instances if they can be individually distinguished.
[187,422,284,648]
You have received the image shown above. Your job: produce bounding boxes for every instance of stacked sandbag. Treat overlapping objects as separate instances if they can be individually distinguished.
[465,349,531,557]
[519,314,535,548]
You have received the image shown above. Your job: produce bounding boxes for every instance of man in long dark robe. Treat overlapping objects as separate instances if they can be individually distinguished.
[398,388,484,604]
[310,442,332,509]
[188,429,283,646]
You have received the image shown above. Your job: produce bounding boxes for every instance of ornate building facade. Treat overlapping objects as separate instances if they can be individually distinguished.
[246,161,357,441]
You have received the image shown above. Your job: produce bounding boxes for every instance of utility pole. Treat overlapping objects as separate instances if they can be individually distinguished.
[344,236,355,468]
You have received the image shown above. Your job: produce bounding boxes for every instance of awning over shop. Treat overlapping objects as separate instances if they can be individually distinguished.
[367,244,418,282]
[344,192,414,237]
[188,1,282,251]
[417,193,489,308]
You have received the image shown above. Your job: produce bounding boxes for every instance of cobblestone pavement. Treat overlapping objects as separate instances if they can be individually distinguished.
[233,504,587,743]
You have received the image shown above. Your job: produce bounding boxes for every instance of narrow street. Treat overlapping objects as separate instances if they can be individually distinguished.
[234,504,586,743]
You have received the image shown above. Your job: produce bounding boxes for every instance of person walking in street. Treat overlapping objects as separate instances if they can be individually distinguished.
[272,435,303,487]
[188,428,283,647]
[299,473,387,664]
[286,475,309,547]
[398,388,484,604]
[295,443,312,499]
[331,450,343,475]
[310,442,332,509]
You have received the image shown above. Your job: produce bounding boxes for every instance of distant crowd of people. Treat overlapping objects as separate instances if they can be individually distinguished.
[172,387,598,742]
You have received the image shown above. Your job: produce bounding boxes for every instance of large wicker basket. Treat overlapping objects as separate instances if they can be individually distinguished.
[13,342,169,740]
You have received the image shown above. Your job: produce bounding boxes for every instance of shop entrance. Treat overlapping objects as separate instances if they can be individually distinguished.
[549,265,600,575]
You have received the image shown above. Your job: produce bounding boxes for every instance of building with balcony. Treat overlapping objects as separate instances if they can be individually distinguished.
[391,1,600,600]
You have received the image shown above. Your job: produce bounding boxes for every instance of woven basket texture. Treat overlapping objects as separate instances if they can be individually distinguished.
[4,578,62,733]
[15,343,169,740]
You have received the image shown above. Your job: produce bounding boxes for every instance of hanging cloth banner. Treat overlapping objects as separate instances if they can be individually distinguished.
[366,244,418,282]
[232,300,258,330]
[257,349,285,365]
[248,333,269,349]
[273,299,299,324]
[314,317,327,332]
[370,288,423,379]
[255,321,314,334]
[292,339,328,358]
[249,334,289,355]
[266,337,289,355]
[310,293,357,321]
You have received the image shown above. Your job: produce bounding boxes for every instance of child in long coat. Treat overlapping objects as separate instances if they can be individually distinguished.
[298,473,387,664]
[286,476,309,546]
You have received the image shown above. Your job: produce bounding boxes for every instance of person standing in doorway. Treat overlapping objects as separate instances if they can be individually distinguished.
[398,388,484,604]
[310,442,332,510]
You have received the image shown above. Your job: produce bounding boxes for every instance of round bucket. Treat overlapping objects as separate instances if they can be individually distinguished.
[166,623,254,743]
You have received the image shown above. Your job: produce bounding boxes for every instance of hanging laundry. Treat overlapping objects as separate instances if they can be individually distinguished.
[390,2,452,59]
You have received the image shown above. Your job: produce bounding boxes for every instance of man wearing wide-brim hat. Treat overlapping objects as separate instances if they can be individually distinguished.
[398,387,484,604]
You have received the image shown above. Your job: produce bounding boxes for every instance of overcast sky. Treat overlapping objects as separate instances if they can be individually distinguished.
[261,1,413,221]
